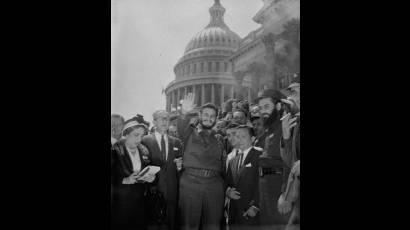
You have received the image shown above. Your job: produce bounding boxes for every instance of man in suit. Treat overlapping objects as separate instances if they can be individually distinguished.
[142,110,183,230]
[226,125,262,230]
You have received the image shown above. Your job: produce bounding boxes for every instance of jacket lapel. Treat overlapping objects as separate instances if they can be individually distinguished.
[237,148,255,182]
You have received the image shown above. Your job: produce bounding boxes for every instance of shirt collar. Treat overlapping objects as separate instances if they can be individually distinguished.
[126,146,139,156]
[155,131,167,139]
[242,146,253,155]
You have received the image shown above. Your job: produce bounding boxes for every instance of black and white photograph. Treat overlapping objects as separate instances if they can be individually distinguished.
[111,1,300,230]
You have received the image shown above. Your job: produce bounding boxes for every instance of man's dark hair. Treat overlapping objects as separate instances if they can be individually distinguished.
[200,103,218,114]
[236,125,256,137]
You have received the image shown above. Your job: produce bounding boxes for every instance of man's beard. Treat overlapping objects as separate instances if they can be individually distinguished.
[200,119,216,130]
[261,109,282,128]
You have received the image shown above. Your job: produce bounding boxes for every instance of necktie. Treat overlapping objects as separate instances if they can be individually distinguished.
[237,151,243,173]
[161,135,167,161]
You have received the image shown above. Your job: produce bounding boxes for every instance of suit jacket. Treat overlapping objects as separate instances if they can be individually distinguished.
[142,133,183,204]
[226,147,262,226]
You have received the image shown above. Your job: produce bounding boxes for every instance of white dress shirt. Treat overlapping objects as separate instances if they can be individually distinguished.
[154,131,169,160]
[126,147,142,173]
[226,148,237,172]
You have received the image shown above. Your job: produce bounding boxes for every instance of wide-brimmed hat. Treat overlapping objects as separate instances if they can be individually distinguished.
[122,120,147,136]
[255,89,286,104]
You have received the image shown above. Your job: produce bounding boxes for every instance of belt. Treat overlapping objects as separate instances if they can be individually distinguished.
[184,167,221,178]
[259,167,282,177]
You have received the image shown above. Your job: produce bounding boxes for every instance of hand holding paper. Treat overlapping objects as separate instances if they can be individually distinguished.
[136,166,161,183]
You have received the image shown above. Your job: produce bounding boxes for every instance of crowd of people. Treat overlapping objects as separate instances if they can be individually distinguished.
[111,78,300,230]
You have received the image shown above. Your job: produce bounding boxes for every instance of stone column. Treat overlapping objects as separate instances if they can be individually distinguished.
[192,84,196,105]
[230,85,234,99]
[221,84,225,106]
[262,33,279,89]
[177,88,181,107]
[211,84,215,104]
[166,94,169,112]
[248,87,251,102]
[172,90,176,111]
[201,84,205,105]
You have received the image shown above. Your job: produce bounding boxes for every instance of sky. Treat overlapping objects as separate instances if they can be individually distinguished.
[111,0,263,123]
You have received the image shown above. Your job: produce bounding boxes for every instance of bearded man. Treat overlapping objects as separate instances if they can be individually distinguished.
[256,89,289,230]
[177,93,227,230]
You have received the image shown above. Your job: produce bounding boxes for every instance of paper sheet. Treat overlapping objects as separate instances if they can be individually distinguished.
[136,165,161,182]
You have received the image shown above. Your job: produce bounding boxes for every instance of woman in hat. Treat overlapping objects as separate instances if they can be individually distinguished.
[111,119,155,230]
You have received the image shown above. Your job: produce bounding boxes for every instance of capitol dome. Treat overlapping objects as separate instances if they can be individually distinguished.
[184,24,241,54]
[165,0,252,112]
[184,0,240,55]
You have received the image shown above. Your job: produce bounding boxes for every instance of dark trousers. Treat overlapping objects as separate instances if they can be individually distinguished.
[258,174,289,230]
[179,173,224,230]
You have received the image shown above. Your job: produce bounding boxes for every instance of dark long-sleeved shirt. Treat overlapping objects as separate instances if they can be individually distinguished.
[177,114,226,173]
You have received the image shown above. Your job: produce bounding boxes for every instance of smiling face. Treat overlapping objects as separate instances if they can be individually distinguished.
[200,107,217,129]
[258,97,275,119]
